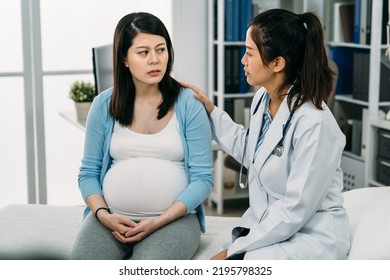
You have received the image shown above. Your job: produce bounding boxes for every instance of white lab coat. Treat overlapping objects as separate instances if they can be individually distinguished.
[210,88,350,259]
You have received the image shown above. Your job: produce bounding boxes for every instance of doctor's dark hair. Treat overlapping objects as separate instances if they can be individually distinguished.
[110,12,181,125]
[250,9,334,110]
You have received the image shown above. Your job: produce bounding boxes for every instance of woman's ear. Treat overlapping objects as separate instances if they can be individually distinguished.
[124,58,129,68]
[272,56,286,73]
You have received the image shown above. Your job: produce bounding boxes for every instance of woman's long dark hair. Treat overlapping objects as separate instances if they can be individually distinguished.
[250,9,334,110]
[110,12,182,125]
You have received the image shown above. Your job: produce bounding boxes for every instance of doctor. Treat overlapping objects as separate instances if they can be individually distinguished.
[183,9,350,259]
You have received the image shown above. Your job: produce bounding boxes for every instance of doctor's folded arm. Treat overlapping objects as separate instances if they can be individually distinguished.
[182,8,350,260]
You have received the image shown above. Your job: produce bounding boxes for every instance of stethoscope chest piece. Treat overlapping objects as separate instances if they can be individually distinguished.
[274,145,284,157]
[238,91,299,188]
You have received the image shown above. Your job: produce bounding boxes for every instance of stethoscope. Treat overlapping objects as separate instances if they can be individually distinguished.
[238,92,300,189]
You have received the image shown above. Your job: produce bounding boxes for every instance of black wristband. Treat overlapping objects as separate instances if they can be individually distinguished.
[94,207,111,221]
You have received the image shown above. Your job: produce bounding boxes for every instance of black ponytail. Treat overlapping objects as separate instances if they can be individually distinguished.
[250,9,334,110]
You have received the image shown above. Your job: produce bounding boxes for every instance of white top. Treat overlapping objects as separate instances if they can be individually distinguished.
[103,113,188,220]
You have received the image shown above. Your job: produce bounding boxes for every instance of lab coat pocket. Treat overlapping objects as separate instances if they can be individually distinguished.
[257,153,290,197]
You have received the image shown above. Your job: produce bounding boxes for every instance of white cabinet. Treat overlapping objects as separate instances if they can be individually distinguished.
[207,0,304,214]
[365,119,390,187]
[207,0,251,214]
[290,0,390,190]
[328,0,390,188]
[363,0,390,187]
[207,0,390,213]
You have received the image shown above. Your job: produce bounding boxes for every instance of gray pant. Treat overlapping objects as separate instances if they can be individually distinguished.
[71,213,201,260]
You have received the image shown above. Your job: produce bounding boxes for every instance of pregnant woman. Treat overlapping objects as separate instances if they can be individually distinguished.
[70,12,213,260]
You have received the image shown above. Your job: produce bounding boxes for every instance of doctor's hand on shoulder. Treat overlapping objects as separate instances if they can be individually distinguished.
[180,82,214,115]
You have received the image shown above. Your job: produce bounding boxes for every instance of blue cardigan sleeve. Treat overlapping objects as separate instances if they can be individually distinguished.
[78,90,113,201]
[175,89,214,213]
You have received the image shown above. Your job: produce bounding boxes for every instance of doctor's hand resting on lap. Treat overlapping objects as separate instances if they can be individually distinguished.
[183,9,350,260]
[71,12,213,260]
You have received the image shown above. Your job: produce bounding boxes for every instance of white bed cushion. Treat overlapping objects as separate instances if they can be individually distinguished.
[343,187,390,259]
[0,204,83,260]
[3,187,390,260]
[0,203,238,260]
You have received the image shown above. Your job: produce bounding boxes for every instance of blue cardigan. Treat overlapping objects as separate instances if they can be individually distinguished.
[78,87,214,232]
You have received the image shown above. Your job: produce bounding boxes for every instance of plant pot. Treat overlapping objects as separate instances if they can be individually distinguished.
[74,102,92,122]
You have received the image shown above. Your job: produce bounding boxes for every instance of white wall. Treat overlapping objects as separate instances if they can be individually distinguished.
[171,0,208,91]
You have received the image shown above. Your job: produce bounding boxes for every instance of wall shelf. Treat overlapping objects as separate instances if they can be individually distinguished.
[335,95,390,107]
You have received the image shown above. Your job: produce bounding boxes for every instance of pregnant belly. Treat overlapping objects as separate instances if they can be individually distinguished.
[103,157,188,217]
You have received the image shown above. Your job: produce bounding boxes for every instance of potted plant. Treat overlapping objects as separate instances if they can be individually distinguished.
[69,80,96,122]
